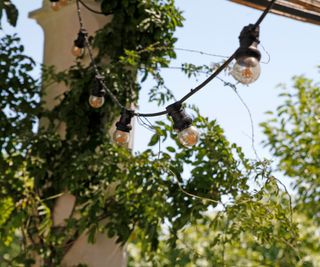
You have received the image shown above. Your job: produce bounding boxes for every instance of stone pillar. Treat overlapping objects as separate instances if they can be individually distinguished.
[30,1,126,266]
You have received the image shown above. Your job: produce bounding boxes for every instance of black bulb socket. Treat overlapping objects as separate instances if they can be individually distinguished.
[115,109,134,133]
[50,0,59,2]
[236,24,261,62]
[74,31,86,49]
[91,77,106,97]
[166,102,192,132]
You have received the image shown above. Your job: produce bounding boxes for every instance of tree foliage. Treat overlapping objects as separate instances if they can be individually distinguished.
[128,75,320,267]
[0,1,317,266]
[0,1,18,27]
[261,76,320,223]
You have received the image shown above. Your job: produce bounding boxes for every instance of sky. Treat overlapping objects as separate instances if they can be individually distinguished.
[3,0,320,190]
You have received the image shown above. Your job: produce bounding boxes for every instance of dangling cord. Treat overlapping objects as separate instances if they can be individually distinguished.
[175,47,229,59]
[75,0,125,110]
[217,77,261,161]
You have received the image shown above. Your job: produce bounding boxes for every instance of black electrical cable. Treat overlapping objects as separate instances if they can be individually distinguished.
[75,0,125,110]
[254,0,277,28]
[179,51,237,104]
[78,0,113,16]
[76,0,277,118]
[135,0,276,118]
[136,51,237,117]
[135,110,168,118]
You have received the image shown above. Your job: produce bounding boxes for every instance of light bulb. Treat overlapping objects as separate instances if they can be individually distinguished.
[178,126,199,147]
[71,46,84,57]
[59,0,68,6]
[231,56,260,85]
[113,130,130,145]
[89,95,105,108]
[51,2,60,11]
[114,110,133,146]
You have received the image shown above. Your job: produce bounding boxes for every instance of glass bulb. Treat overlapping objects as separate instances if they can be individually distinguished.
[51,2,60,11]
[71,46,84,57]
[113,130,130,145]
[89,95,105,108]
[59,0,68,6]
[178,126,199,147]
[231,56,261,85]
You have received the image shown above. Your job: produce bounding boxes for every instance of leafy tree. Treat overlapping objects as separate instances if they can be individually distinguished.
[128,211,318,267]
[0,0,306,266]
[261,76,320,223]
[128,75,320,267]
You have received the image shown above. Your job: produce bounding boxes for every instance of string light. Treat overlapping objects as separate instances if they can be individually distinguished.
[231,24,261,85]
[166,102,199,147]
[71,31,86,57]
[72,0,277,147]
[89,77,106,109]
[50,0,60,11]
[113,110,134,145]
[50,0,70,11]
[60,0,68,6]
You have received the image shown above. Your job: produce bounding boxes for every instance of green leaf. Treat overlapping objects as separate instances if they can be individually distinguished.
[148,134,160,146]
[4,2,18,27]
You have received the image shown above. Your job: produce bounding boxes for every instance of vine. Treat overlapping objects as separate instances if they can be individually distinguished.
[0,0,302,266]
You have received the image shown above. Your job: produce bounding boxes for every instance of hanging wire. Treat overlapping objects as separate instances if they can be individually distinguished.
[162,64,261,161]
[178,52,237,104]
[136,115,163,159]
[231,89,260,161]
[135,52,237,117]
[167,62,261,161]
[140,115,163,160]
[260,42,271,64]
[75,0,277,118]
[142,116,156,130]
[78,0,112,16]
[75,0,125,110]
[165,65,215,76]
[75,0,276,163]
[269,175,293,223]
[216,77,261,161]
[175,47,229,59]
[136,116,155,133]
[75,0,85,31]
[165,164,221,205]
[135,0,276,117]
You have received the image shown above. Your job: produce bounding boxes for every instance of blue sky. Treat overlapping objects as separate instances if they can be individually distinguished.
[3,0,320,189]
